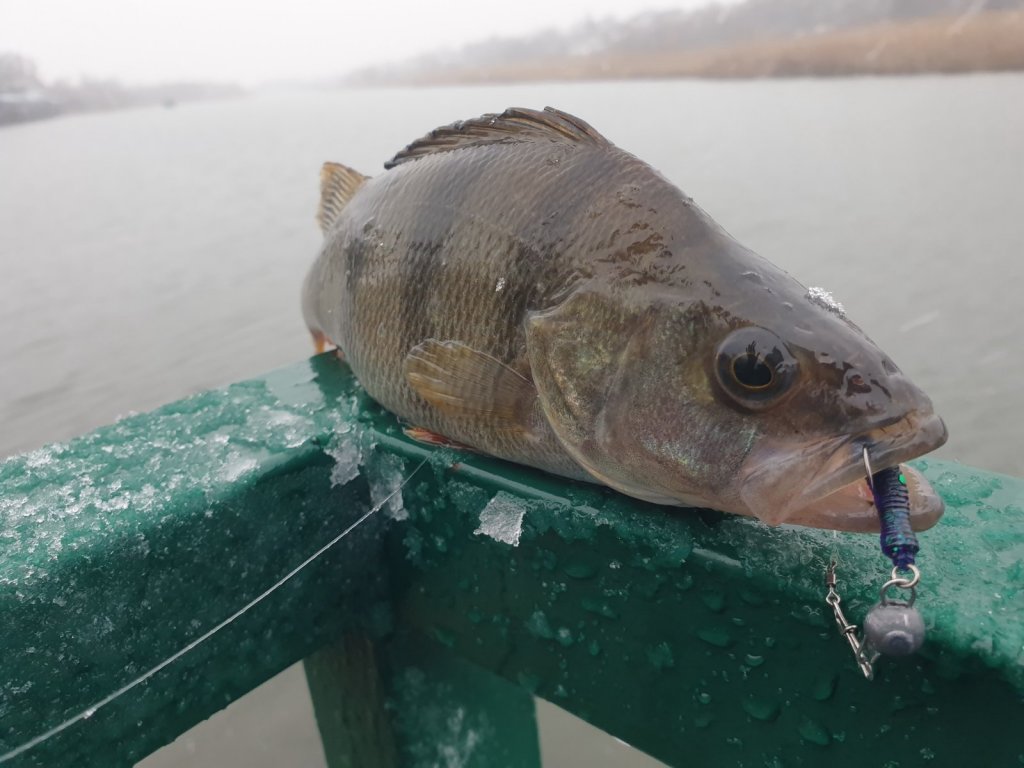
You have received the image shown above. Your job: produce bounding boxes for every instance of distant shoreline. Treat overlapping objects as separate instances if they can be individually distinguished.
[0,84,245,129]
[349,10,1024,87]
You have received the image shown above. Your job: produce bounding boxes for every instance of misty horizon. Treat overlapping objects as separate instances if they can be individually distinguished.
[0,0,735,87]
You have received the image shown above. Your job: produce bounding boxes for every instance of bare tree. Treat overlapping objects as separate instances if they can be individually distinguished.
[0,53,43,92]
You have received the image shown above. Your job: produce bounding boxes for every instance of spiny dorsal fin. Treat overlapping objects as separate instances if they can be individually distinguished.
[317,162,368,233]
[384,107,609,169]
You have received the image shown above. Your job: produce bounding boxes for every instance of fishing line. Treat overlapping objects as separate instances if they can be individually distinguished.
[0,458,428,764]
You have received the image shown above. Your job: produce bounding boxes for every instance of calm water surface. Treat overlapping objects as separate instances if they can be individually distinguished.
[1,75,1022,475]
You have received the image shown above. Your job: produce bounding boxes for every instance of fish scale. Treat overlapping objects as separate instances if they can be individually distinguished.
[310,133,654,478]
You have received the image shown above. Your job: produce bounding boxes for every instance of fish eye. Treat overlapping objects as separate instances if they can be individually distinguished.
[714,327,798,410]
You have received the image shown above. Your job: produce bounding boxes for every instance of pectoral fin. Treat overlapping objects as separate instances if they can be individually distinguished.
[404,340,538,435]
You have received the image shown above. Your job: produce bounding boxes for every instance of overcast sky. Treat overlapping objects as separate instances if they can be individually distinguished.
[1,0,728,86]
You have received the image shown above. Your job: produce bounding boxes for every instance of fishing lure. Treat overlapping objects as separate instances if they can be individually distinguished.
[825,449,926,680]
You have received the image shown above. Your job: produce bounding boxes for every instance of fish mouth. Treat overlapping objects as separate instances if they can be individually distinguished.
[738,411,948,532]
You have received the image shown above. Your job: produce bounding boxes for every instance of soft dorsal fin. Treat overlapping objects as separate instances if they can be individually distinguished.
[384,107,610,169]
[317,162,368,233]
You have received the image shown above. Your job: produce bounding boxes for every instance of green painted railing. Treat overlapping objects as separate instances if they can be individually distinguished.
[2,354,1022,767]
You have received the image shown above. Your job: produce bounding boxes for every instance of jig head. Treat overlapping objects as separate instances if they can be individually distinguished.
[825,449,926,679]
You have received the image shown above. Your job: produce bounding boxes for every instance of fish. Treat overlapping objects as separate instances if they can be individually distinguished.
[302,106,948,533]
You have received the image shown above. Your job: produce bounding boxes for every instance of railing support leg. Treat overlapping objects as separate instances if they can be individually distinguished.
[304,633,399,768]
[305,630,542,768]
[381,632,543,768]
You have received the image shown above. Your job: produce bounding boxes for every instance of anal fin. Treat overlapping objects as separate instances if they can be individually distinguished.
[309,329,344,359]
[310,329,329,354]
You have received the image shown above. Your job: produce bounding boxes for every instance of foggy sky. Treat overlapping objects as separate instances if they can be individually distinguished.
[0,0,730,86]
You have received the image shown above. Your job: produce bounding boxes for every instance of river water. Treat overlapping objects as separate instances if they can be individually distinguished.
[2,73,1023,768]
[1,75,1022,476]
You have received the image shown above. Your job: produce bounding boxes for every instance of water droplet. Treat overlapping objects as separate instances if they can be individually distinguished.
[536,549,558,571]
[744,654,765,668]
[652,540,692,567]
[806,286,846,317]
[525,610,554,640]
[1006,559,1024,586]
[812,671,839,701]
[798,717,830,746]
[697,627,734,648]
[581,598,618,620]
[563,563,595,579]
[700,590,725,613]
[694,714,714,729]
[742,696,781,722]
[646,642,675,669]
[431,627,455,648]
[890,694,913,713]
[739,589,765,605]
[697,691,713,705]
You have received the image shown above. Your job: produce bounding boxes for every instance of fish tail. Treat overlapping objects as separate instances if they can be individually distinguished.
[302,261,335,354]
[305,162,368,354]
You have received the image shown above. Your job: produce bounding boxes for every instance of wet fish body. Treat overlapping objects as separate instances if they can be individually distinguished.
[303,107,947,532]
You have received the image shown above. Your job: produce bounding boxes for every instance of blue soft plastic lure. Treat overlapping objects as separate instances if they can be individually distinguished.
[825,460,925,679]
[870,466,918,569]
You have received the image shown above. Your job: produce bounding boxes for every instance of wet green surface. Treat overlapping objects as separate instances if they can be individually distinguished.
[0,356,389,767]
[1,353,1022,766]
[389,463,1024,766]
